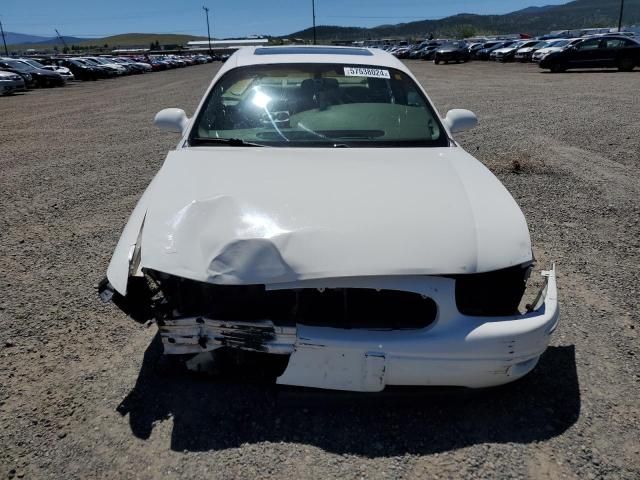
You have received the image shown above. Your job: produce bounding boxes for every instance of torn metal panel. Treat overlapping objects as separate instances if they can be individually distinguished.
[159,317,296,355]
[135,147,532,286]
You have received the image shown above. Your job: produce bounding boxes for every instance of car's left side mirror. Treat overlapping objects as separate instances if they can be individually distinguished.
[443,109,478,133]
[154,108,188,134]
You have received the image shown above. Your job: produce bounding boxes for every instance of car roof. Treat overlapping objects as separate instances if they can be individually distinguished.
[230,45,407,71]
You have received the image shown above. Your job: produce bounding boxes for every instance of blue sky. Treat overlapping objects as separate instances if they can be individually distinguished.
[2,0,568,38]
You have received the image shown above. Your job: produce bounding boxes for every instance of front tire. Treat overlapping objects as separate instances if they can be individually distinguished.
[618,57,635,72]
[434,58,440,65]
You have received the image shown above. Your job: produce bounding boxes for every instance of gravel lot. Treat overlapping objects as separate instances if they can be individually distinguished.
[1,60,639,479]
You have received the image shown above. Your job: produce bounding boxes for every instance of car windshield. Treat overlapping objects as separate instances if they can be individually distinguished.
[190,63,447,148]
[22,59,45,68]
[2,60,34,72]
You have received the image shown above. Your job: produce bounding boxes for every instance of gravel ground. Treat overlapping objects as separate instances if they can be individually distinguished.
[1,60,639,479]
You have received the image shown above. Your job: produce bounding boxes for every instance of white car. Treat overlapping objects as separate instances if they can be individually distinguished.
[532,38,582,62]
[35,64,75,81]
[99,46,559,392]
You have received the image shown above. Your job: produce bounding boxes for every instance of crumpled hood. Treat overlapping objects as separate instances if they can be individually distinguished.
[139,147,532,285]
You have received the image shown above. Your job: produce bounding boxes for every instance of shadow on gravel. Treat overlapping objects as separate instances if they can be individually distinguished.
[541,69,640,74]
[117,335,579,456]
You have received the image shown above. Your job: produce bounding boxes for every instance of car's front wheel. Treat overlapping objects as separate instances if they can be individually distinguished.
[618,57,635,72]
[434,58,440,65]
[550,63,567,73]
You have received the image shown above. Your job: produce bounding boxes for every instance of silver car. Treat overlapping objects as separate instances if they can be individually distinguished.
[0,70,25,95]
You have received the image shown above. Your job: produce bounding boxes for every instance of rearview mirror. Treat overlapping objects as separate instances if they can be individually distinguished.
[443,109,478,133]
[154,108,188,134]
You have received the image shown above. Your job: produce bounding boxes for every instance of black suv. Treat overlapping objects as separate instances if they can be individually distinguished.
[433,42,470,64]
[540,35,640,72]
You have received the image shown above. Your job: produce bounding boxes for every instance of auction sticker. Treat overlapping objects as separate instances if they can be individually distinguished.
[344,67,390,79]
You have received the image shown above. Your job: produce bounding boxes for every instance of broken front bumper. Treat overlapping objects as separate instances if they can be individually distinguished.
[159,266,559,392]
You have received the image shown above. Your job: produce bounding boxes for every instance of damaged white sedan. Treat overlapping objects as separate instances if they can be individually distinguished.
[99,46,559,392]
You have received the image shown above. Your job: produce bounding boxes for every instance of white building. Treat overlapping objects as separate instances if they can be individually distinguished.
[186,38,269,50]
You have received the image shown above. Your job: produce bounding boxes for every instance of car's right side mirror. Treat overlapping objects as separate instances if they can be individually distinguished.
[443,109,478,133]
[154,108,188,134]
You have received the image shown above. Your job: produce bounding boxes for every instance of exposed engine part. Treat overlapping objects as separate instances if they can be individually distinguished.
[147,270,438,329]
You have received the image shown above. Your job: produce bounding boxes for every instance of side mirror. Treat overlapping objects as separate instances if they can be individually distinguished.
[443,109,478,133]
[154,108,188,134]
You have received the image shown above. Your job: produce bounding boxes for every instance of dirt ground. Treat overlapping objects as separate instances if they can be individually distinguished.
[1,60,639,479]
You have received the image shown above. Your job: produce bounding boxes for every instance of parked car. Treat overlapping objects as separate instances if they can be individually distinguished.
[74,58,118,78]
[531,39,582,62]
[0,59,64,87]
[99,45,559,392]
[0,70,25,94]
[476,41,515,60]
[109,57,151,73]
[419,45,440,61]
[515,40,551,62]
[80,57,127,75]
[49,58,103,81]
[20,58,75,81]
[540,35,640,72]
[433,41,470,64]
[38,64,75,81]
[468,43,486,57]
[492,40,540,62]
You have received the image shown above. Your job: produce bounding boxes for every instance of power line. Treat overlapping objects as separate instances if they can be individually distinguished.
[312,0,317,45]
[55,28,68,49]
[0,19,8,56]
[202,6,212,56]
[618,0,625,31]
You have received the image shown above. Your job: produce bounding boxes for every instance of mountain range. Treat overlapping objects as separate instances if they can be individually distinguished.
[287,0,640,40]
[3,32,88,46]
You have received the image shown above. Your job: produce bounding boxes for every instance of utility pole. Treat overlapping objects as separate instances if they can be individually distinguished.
[618,0,625,32]
[203,6,212,57]
[55,29,68,51]
[0,19,8,56]
[312,0,317,45]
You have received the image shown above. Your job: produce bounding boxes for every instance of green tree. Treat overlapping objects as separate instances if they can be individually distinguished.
[454,24,477,39]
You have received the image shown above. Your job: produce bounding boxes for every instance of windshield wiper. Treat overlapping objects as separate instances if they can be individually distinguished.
[191,137,266,147]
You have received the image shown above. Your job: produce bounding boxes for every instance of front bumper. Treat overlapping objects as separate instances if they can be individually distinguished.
[159,266,559,392]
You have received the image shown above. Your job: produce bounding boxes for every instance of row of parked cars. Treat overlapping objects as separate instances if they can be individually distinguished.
[0,53,225,95]
[382,33,640,72]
